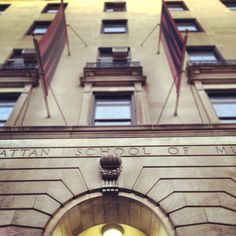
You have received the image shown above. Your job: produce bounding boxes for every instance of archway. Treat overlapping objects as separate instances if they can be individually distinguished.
[44,193,175,236]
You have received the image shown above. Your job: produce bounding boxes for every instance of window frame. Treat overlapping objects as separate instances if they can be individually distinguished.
[0,93,20,127]
[5,48,37,67]
[92,92,135,126]
[221,0,236,10]
[42,3,68,13]
[207,91,236,123]
[97,47,131,63]
[187,46,223,63]
[166,1,188,11]
[26,21,51,35]
[174,19,203,32]
[0,4,10,14]
[101,19,128,34]
[104,2,126,12]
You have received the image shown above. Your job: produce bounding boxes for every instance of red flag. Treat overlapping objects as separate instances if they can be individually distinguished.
[36,3,67,96]
[159,0,186,92]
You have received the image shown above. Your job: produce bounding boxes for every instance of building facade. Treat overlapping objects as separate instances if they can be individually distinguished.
[0,0,236,235]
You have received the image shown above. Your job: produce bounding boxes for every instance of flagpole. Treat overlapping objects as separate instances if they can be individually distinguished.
[33,34,51,118]
[61,0,71,56]
[173,30,188,116]
[157,0,164,54]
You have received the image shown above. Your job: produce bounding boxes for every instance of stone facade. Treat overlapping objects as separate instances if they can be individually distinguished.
[0,0,236,235]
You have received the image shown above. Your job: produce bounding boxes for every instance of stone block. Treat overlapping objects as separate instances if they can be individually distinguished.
[34,195,61,215]
[160,192,186,213]
[147,179,174,202]
[206,207,236,225]
[0,210,15,226]
[12,210,50,228]
[1,195,36,208]
[170,207,207,226]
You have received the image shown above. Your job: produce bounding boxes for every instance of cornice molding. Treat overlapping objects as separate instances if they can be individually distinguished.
[1,124,236,139]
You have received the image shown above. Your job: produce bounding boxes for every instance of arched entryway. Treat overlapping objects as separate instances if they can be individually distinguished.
[44,192,175,236]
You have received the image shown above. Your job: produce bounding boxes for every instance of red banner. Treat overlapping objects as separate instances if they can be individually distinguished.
[160,1,186,92]
[37,4,67,95]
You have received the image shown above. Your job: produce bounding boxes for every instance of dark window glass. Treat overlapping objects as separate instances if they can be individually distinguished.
[174,19,203,32]
[166,1,188,11]
[97,47,130,63]
[187,46,222,63]
[0,94,19,127]
[104,2,126,12]
[208,92,236,123]
[0,4,10,13]
[4,49,36,68]
[42,3,68,13]
[93,93,134,125]
[27,21,51,35]
[221,0,236,10]
[102,20,128,34]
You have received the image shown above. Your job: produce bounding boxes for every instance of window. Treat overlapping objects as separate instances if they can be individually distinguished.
[174,19,203,32]
[187,46,222,62]
[0,94,19,127]
[101,20,128,34]
[221,0,236,10]
[0,4,10,14]
[27,21,51,35]
[93,93,134,125]
[104,2,126,12]
[98,47,113,63]
[97,47,131,64]
[42,3,68,13]
[208,92,236,123]
[4,49,36,68]
[166,1,188,11]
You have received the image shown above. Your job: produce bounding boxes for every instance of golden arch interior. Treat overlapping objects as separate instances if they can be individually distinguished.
[51,195,169,236]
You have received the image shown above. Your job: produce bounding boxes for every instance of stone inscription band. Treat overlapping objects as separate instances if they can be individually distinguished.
[0,145,236,158]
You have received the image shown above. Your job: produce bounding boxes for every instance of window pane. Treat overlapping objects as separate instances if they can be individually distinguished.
[0,95,19,125]
[168,7,185,11]
[102,20,127,34]
[221,119,236,123]
[103,26,126,33]
[33,27,48,35]
[213,103,236,117]
[94,95,133,125]
[104,2,126,12]
[47,9,58,13]
[95,121,131,126]
[95,102,131,119]
[166,2,187,11]
[0,107,14,120]
[189,52,218,61]
[209,93,236,122]
[177,25,198,32]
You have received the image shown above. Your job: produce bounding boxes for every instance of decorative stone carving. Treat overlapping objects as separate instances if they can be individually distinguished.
[100,154,122,181]
[99,154,122,194]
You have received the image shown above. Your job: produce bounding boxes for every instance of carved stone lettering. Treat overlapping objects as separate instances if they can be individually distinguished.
[41,149,50,156]
[86,148,96,156]
[0,145,235,158]
[230,146,236,154]
[75,148,82,156]
[215,147,227,154]
[113,148,125,156]
[143,147,151,155]
[0,150,7,157]
[168,147,179,155]
[128,148,139,156]
[10,149,19,157]
[29,149,38,157]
